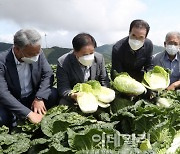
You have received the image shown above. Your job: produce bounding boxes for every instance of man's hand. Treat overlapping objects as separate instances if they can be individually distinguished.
[167,81,180,90]
[70,92,83,105]
[70,92,83,101]
[27,111,44,124]
[31,98,47,115]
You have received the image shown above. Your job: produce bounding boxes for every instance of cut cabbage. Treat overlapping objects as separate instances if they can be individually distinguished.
[97,101,110,108]
[77,92,98,113]
[142,66,170,91]
[96,86,115,103]
[85,80,115,103]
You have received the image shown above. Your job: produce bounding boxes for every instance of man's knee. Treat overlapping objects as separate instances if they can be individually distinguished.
[46,87,59,109]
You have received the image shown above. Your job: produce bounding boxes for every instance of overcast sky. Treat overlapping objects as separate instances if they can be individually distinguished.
[0,0,180,48]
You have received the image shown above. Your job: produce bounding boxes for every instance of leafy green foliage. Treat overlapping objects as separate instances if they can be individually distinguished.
[0,133,31,153]
[140,139,152,151]
[86,80,102,91]
[0,126,9,134]
[72,83,93,94]
[0,83,180,153]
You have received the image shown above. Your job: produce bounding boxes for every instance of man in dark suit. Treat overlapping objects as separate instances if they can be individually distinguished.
[111,19,153,82]
[57,33,110,105]
[0,29,58,128]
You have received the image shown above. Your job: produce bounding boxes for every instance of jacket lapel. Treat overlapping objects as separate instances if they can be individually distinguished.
[160,52,166,67]
[30,59,40,88]
[177,53,180,71]
[29,63,34,86]
[90,61,97,80]
[70,53,84,82]
[6,50,21,96]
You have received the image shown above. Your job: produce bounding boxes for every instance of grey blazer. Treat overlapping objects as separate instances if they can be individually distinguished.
[56,51,110,98]
[0,48,54,117]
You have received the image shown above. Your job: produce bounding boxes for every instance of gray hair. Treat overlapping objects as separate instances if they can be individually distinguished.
[165,31,180,42]
[14,29,42,49]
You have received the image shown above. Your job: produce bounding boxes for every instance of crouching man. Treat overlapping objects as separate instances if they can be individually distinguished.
[0,29,58,128]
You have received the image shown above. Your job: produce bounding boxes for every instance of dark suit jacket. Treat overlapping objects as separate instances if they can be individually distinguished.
[111,37,153,82]
[56,51,110,98]
[0,48,54,118]
[111,36,153,82]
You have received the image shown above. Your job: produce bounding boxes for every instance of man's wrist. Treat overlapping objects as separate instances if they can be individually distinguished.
[36,97,43,101]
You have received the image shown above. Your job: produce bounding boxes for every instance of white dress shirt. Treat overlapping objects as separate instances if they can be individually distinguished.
[80,64,90,82]
[12,49,33,98]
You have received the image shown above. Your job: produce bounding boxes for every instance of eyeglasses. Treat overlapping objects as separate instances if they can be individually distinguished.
[166,41,180,46]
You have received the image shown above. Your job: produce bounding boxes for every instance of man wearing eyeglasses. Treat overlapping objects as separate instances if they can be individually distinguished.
[153,31,180,90]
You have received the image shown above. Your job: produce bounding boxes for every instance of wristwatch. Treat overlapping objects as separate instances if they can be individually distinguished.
[36,97,43,101]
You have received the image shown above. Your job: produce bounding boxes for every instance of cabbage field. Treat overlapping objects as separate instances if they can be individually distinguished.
[0,65,180,154]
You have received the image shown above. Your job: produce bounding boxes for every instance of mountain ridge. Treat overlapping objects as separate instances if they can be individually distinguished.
[0,42,164,64]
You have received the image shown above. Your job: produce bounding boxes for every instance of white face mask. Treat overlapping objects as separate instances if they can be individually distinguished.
[78,53,94,67]
[21,55,39,64]
[166,45,179,56]
[128,38,144,51]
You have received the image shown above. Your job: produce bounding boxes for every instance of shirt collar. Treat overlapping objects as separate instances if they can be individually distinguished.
[12,48,23,65]
[164,51,179,62]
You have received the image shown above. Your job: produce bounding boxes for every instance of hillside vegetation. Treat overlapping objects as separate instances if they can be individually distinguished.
[0,42,164,64]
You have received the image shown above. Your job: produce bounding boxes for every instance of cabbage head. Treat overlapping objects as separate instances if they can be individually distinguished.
[96,86,115,103]
[142,66,170,91]
[113,72,146,95]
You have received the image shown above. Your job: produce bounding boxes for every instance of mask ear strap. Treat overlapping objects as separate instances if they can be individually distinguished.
[20,50,25,58]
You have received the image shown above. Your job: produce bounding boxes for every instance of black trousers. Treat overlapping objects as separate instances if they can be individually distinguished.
[21,87,59,109]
